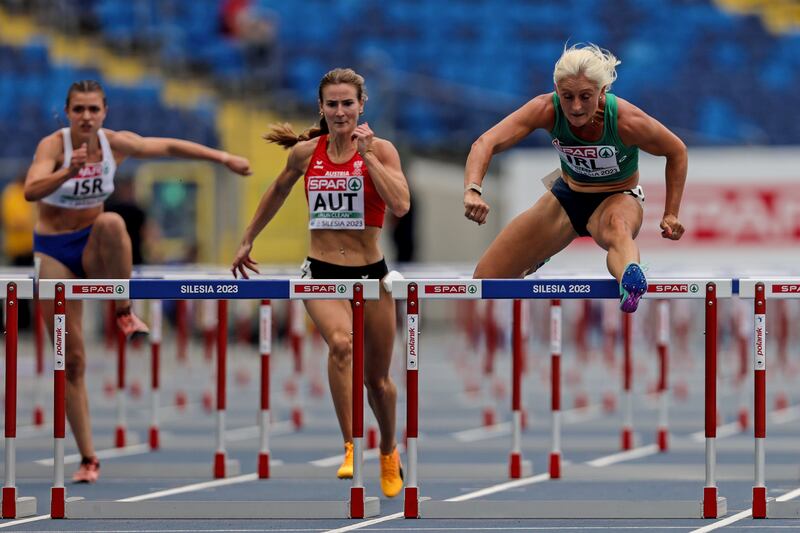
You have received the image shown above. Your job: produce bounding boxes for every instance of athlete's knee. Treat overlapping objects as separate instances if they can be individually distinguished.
[604,213,634,241]
[94,212,127,238]
[365,375,393,398]
[473,259,493,279]
[64,352,86,382]
[327,331,352,367]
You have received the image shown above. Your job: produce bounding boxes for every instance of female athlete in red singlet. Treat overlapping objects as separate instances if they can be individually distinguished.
[231,68,409,498]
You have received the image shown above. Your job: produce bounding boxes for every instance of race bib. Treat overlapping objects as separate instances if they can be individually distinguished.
[308,174,365,230]
[552,140,620,179]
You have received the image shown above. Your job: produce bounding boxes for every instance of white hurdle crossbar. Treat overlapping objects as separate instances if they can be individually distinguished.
[39,278,381,520]
[394,277,731,519]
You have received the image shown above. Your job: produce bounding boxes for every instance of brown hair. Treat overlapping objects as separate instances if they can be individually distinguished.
[65,80,107,107]
[264,68,367,149]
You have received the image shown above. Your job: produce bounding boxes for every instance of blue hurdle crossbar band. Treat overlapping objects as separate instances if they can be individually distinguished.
[738,278,800,298]
[392,278,733,300]
[0,279,34,299]
[38,279,380,300]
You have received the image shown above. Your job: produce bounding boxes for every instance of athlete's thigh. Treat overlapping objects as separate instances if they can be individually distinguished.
[82,212,130,277]
[36,253,84,349]
[304,299,354,349]
[475,191,577,278]
[363,287,395,379]
[585,193,643,250]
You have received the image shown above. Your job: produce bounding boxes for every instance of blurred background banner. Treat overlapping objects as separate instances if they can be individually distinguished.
[0,0,798,270]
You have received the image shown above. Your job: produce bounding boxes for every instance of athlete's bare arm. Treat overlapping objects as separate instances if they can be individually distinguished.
[617,99,687,240]
[106,130,252,176]
[24,133,80,201]
[354,123,409,217]
[231,140,315,278]
[464,93,556,225]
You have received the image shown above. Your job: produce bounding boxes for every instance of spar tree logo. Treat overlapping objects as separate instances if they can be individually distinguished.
[348,178,362,192]
[598,147,614,158]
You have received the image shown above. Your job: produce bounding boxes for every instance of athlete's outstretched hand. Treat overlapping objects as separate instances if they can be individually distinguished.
[464,189,489,225]
[224,154,253,176]
[660,213,685,240]
[231,241,259,279]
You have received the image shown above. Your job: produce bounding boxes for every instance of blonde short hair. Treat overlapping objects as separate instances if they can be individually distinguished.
[553,43,620,91]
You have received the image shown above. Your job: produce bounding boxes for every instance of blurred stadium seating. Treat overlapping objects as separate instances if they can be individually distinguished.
[3,0,800,155]
[0,39,218,159]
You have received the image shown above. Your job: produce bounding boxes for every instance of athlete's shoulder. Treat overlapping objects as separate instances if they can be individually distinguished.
[36,130,65,154]
[519,92,557,130]
[291,137,319,158]
[287,137,318,171]
[527,92,556,112]
[614,97,653,136]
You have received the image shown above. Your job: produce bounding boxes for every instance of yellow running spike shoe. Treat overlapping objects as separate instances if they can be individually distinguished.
[337,442,354,479]
[379,447,404,498]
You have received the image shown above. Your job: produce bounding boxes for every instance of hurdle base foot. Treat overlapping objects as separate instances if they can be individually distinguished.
[767,498,800,518]
[213,459,241,479]
[1,496,37,518]
[420,499,727,519]
[66,499,379,519]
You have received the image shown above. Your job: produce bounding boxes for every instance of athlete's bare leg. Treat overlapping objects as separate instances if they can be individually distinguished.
[37,253,95,460]
[82,212,133,313]
[474,191,578,278]
[304,299,355,443]
[363,286,397,455]
[585,193,643,281]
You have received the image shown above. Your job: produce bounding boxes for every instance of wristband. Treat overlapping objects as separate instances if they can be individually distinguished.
[466,183,483,195]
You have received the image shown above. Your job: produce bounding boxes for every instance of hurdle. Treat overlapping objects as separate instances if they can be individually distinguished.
[395,277,730,519]
[0,280,37,518]
[39,278,380,519]
[739,278,800,519]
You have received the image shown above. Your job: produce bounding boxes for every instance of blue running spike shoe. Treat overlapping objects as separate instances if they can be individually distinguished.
[619,263,647,313]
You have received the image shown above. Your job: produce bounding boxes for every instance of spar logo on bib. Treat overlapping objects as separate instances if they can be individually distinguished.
[552,139,620,178]
[598,147,614,158]
[308,173,365,230]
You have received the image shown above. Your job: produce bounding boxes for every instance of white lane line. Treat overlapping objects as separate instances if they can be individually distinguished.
[689,509,752,532]
[0,514,50,529]
[119,473,258,502]
[310,444,405,467]
[585,444,659,467]
[698,485,800,531]
[445,472,551,501]
[323,513,404,533]
[452,422,511,442]
[35,443,150,466]
[0,474,261,528]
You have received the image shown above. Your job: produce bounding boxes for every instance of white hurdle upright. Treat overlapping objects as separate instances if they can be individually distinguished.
[0,280,37,518]
[395,277,731,519]
[739,278,800,519]
[39,278,381,520]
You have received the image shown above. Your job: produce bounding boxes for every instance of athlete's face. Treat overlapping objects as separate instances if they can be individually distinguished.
[319,83,363,138]
[555,76,603,128]
[66,91,107,139]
